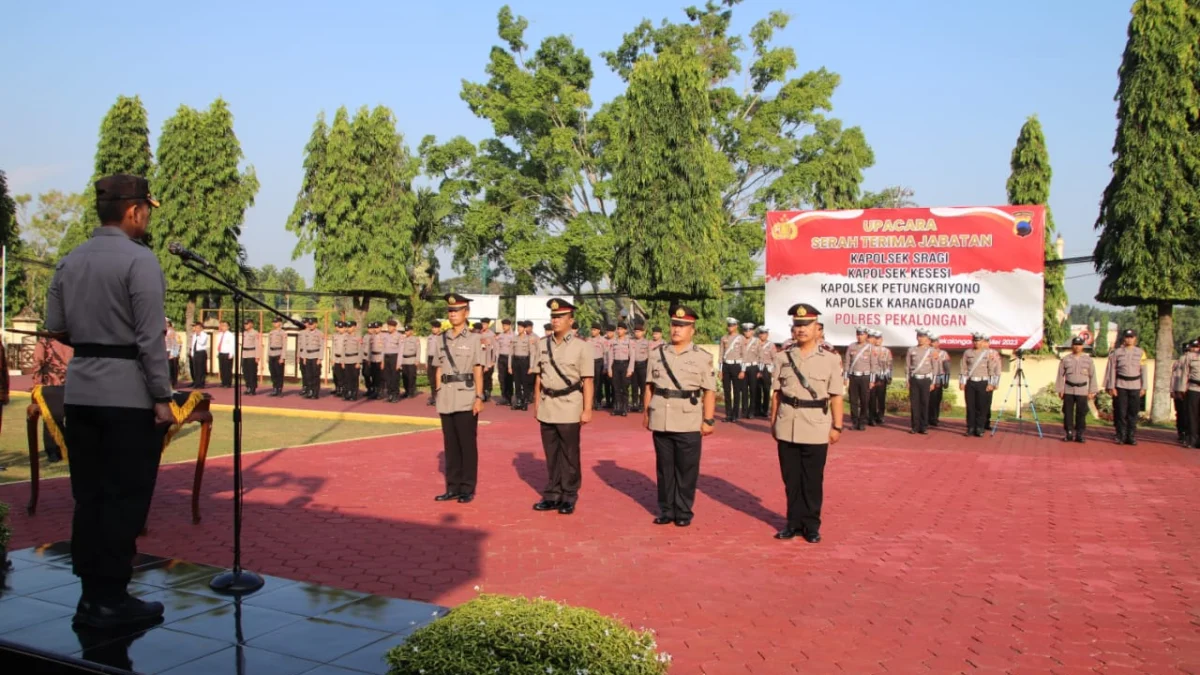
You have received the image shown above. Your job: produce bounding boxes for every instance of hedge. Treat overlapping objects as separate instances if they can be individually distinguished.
[386,593,670,675]
[884,381,958,413]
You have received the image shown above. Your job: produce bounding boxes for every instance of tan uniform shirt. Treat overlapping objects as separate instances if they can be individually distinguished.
[959,348,1001,386]
[267,329,286,360]
[533,332,594,424]
[632,337,650,363]
[331,333,346,365]
[513,333,535,358]
[426,334,438,363]
[343,334,362,363]
[756,340,776,374]
[431,327,484,414]
[720,333,747,367]
[1174,351,1200,393]
[368,333,385,363]
[906,346,937,379]
[402,335,421,365]
[844,341,872,376]
[647,343,716,433]
[302,329,324,361]
[591,336,609,361]
[383,331,402,357]
[1055,353,1098,396]
[606,337,634,375]
[480,330,496,369]
[497,331,514,357]
[1104,346,1147,390]
[242,329,261,360]
[772,346,844,444]
[744,339,761,368]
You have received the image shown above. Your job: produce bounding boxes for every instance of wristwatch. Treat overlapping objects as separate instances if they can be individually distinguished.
[703,418,716,426]
[831,425,843,432]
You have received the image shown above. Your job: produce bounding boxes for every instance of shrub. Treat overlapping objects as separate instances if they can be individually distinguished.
[884,381,956,413]
[1029,384,1063,415]
[1094,390,1114,419]
[386,593,670,675]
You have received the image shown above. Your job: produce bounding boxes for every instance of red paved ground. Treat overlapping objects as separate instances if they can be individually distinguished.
[3,376,1199,674]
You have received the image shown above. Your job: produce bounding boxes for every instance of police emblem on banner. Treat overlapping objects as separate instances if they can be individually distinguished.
[1012,211,1034,237]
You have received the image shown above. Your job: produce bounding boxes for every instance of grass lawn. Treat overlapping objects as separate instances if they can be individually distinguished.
[0,403,435,485]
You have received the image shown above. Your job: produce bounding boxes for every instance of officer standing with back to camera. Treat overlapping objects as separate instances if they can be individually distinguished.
[46,174,172,627]
[1104,328,1147,445]
[1056,335,1098,442]
[267,317,286,396]
[643,304,716,528]
[531,298,594,515]
[431,294,486,503]
[960,332,1000,437]
[770,303,844,543]
[843,326,871,430]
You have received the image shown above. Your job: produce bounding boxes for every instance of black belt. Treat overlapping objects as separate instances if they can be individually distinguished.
[542,382,583,397]
[780,394,829,412]
[1117,374,1140,381]
[441,373,475,384]
[657,389,700,402]
[513,354,530,359]
[1189,378,1200,386]
[1065,380,1088,388]
[74,343,138,359]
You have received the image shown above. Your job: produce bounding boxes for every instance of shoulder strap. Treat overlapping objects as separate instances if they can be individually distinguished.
[784,349,821,401]
[441,331,458,374]
[848,344,867,370]
[545,337,576,388]
[965,350,987,379]
[658,345,686,390]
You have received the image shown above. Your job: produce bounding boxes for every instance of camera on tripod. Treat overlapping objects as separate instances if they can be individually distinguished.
[1014,348,1026,358]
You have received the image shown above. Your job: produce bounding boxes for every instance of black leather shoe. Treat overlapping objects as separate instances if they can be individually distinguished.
[1075,435,1085,443]
[802,531,821,544]
[434,492,460,502]
[1063,432,1074,442]
[918,430,928,435]
[558,503,575,515]
[533,500,561,511]
[774,528,798,540]
[653,516,674,525]
[457,493,475,503]
[73,596,165,629]
[1128,437,1138,446]
[674,518,691,527]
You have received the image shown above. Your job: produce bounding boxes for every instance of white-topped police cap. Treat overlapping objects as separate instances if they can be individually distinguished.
[855,326,867,334]
[915,328,929,337]
[757,326,769,334]
[869,329,882,338]
[970,331,984,340]
[741,321,755,330]
[726,317,739,326]
[978,332,991,340]
[927,332,939,341]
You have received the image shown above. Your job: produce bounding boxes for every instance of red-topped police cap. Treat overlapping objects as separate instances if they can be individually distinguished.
[787,303,820,325]
[669,304,698,326]
[546,297,576,316]
[443,293,471,310]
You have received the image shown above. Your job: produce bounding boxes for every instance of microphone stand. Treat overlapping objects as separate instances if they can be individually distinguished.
[180,259,305,595]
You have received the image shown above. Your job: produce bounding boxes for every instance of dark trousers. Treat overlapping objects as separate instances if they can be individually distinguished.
[757,368,772,416]
[512,356,531,405]
[908,376,931,432]
[848,374,870,426]
[333,363,344,393]
[303,359,321,397]
[593,359,606,408]
[1062,394,1089,435]
[602,366,613,407]
[929,383,944,425]
[869,380,887,423]
[965,380,989,432]
[403,363,417,396]
[168,358,179,388]
[722,363,741,419]
[364,361,378,394]
[219,354,233,387]
[540,422,582,503]
[427,359,437,398]
[743,366,759,417]
[189,350,207,387]
[242,357,258,392]
[612,360,630,413]
[1114,387,1140,440]
[483,366,495,399]
[1175,395,1187,438]
[631,360,647,411]
[653,431,701,520]
[64,404,162,603]
[384,355,399,398]
[371,362,385,396]
[343,364,359,397]
[441,411,479,494]
[777,441,828,534]
[269,357,284,390]
[1186,391,1200,447]
[498,355,512,401]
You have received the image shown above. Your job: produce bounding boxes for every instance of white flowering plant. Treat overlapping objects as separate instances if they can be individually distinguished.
[385,592,669,674]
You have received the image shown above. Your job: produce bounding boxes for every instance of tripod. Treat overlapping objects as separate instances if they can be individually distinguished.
[991,354,1043,439]
[181,259,305,595]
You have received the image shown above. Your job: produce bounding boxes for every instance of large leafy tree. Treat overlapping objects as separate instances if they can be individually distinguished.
[14,191,86,317]
[286,106,418,325]
[0,170,23,320]
[62,95,154,258]
[152,99,259,327]
[1092,0,1200,421]
[611,46,728,300]
[1007,115,1068,353]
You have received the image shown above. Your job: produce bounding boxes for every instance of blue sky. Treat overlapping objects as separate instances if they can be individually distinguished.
[2,0,1132,307]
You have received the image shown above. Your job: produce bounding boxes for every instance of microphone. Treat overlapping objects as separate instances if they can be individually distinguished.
[168,242,214,268]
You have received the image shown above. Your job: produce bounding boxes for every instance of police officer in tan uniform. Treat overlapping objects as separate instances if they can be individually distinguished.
[511,320,536,410]
[383,319,403,402]
[771,303,844,543]
[719,318,746,422]
[843,327,871,430]
[630,322,650,413]
[402,324,421,399]
[649,327,664,353]
[496,319,515,406]
[479,318,497,402]
[330,321,346,398]
[426,320,442,405]
[241,318,261,395]
[1055,335,1098,442]
[1174,338,1200,448]
[927,334,950,427]
[959,332,1001,437]
[868,329,891,425]
[643,304,716,528]
[267,317,286,396]
[342,321,362,401]
[754,327,776,417]
[1104,328,1147,445]
[300,318,324,398]
[431,294,485,503]
[531,298,594,515]
[607,322,635,416]
[906,329,937,435]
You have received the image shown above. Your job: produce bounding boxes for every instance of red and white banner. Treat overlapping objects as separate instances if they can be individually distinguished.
[765,206,1045,349]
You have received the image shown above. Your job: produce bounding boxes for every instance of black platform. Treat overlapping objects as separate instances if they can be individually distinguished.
[0,542,446,674]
